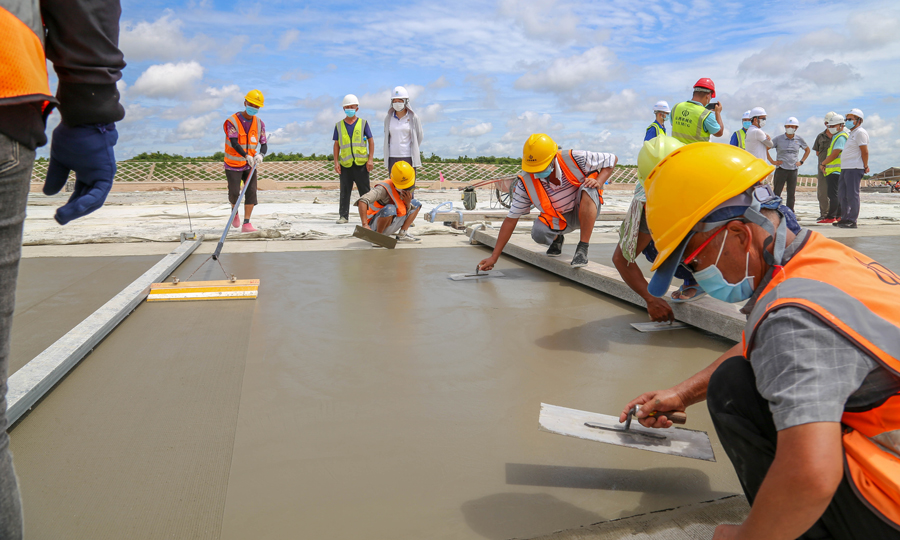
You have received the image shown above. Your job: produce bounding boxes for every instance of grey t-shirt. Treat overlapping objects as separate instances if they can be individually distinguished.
[770,134,809,171]
[750,307,900,431]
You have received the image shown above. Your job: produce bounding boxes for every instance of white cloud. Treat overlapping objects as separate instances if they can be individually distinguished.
[170,112,219,141]
[416,103,444,123]
[498,0,579,43]
[500,111,564,142]
[120,103,155,124]
[132,62,205,99]
[428,76,452,89]
[515,46,619,93]
[278,29,301,50]
[794,59,860,86]
[191,84,244,113]
[120,12,210,61]
[465,74,498,108]
[451,122,493,137]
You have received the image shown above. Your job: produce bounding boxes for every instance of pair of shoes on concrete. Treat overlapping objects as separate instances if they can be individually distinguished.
[336,217,349,224]
[837,221,858,229]
[545,235,589,267]
[817,217,837,224]
[396,230,421,243]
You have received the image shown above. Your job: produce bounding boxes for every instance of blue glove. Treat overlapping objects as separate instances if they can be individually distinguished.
[44,123,118,225]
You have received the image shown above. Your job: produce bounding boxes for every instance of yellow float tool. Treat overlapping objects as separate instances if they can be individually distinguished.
[148,162,261,302]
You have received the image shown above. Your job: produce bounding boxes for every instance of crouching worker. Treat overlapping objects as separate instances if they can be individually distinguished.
[613,136,705,322]
[621,142,900,540]
[356,161,422,243]
[478,134,616,269]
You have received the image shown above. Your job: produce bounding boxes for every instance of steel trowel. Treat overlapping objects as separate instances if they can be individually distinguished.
[449,265,504,281]
[538,402,715,462]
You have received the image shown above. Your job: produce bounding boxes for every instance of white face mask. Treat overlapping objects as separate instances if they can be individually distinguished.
[785,127,796,135]
[828,126,840,134]
[392,102,405,112]
[758,119,767,128]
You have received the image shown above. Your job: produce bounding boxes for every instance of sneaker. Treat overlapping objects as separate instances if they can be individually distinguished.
[571,243,589,267]
[832,219,846,227]
[837,221,857,229]
[546,235,564,257]
[241,222,257,232]
[817,217,834,224]
[336,217,348,224]
[396,230,421,243]
[232,214,241,228]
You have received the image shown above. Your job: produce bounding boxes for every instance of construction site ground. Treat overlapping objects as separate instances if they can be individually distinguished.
[11,186,900,539]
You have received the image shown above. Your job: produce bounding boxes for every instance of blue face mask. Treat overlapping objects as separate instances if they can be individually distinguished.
[846,120,855,129]
[533,163,553,179]
[245,106,259,116]
[742,121,751,129]
[344,109,356,118]
[691,231,756,303]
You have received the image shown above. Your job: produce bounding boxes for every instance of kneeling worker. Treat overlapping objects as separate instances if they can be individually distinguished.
[478,134,616,269]
[621,143,900,539]
[356,161,422,243]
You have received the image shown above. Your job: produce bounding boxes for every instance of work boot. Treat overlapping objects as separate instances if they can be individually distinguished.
[232,214,241,228]
[546,235,564,257]
[336,217,348,224]
[396,230,421,243]
[571,242,589,267]
[241,222,258,232]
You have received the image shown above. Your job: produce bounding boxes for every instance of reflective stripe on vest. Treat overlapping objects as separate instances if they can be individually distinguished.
[0,5,53,108]
[671,102,713,144]
[366,181,408,222]
[520,150,604,232]
[647,122,664,139]
[825,132,848,176]
[736,129,747,150]
[337,118,369,167]
[742,231,900,527]
[224,114,259,168]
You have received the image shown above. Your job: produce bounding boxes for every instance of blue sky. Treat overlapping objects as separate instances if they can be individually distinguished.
[44,0,900,173]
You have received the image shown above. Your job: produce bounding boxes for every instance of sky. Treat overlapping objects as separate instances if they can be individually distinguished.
[43,0,900,174]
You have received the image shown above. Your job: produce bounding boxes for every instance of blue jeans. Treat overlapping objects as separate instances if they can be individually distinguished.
[368,199,421,236]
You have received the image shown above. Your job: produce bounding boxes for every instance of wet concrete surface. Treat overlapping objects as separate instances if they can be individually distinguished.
[831,236,900,272]
[10,256,160,374]
[12,249,741,539]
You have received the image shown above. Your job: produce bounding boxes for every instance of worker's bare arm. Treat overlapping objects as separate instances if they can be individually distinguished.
[357,201,370,228]
[860,145,869,173]
[714,422,843,540]
[620,342,742,428]
[478,217,520,271]
[612,233,673,323]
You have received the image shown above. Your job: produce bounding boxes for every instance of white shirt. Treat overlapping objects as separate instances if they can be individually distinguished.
[507,151,616,218]
[841,127,869,170]
[745,125,773,161]
[388,113,412,158]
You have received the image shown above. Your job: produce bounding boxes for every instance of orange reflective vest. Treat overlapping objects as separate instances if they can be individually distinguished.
[519,150,604,232]
[743,231,900,528]
[366,181,407,223]
[224,113,259,168]
[0,4,54,111]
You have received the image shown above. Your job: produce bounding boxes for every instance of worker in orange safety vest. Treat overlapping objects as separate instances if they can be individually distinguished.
[621,143,900,540]
[223,90,268,232]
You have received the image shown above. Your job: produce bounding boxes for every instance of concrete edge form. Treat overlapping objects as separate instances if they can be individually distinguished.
[6,237,203,425]
[425,211,626,225]
[469,228,744,341]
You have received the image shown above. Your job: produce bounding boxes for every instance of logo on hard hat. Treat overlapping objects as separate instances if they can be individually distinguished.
[527,154,536,162]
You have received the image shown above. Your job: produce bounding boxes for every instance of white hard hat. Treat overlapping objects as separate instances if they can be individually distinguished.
[653,100,670,113]
[824,111,836,123]
[827,114,845,126]
[342,94,359,107]
[848,108,864,119]
[742,110,752,120]
[750,106,767,117]
[392,86,409,100]
[785,117,799,126]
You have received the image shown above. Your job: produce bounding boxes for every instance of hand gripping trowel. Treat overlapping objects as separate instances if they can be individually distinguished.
[147,162,261,302]
[449,265,504,281]
[539,403,715,462]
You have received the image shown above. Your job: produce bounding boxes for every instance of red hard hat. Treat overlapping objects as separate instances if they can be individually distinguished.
[694,77,716,98]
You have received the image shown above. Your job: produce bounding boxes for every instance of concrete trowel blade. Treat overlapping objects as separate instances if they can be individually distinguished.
[630,321,689,333]
[352,226,397,249]
[539,403,716,462]
[448,271,504,281]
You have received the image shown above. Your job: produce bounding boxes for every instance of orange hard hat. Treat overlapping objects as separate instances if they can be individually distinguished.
[693,78,716,98]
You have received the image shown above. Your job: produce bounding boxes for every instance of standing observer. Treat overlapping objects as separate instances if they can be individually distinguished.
[729,110,751,149]
[744,107,773,181]
[1,1,127,536]
[223,90,267,232]
[333,94,373,224]
[767,117,809,211]
[836,108,869,229]
[812,112,836,221]
[383,86,424,176]
[670,77,724,144]
[819,115,848,223]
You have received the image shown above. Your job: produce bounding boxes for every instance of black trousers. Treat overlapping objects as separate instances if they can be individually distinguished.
[773,168,798,211]
[707,357,898,539]
[225,168,257,206]
[339,164,370,219]
[825,173,842,219]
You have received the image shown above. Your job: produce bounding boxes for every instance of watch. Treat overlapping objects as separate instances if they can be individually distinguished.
[800,160,804,165]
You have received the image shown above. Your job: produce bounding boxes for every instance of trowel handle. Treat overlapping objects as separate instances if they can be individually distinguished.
[648,411,687,424]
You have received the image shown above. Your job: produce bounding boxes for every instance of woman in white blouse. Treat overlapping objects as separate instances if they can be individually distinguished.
[383,86,424,174]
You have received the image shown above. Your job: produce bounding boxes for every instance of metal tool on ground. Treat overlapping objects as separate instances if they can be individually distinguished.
[147,163,261,302]
[353,225,397,249]
[538,403,715,462]
[449,265,504,281]
[630,321,689,333]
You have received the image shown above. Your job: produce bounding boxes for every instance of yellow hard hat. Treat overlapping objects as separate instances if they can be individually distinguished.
[637,135,684,184]
[644,143,773,273]
[391,161,415,190]
[245,89,264,108]
[521,134,557,173]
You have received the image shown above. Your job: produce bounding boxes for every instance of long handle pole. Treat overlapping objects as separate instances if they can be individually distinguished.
[213,161,258,260]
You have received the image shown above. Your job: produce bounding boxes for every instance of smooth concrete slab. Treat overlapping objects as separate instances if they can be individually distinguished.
[832,235,900,273]
[11,249,741,540]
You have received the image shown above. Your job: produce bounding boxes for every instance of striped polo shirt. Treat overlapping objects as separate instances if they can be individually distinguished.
[507,150,616,219]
